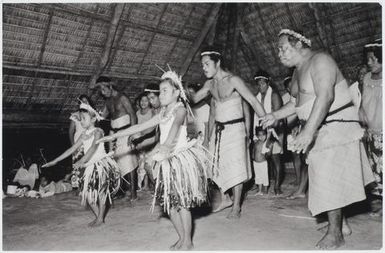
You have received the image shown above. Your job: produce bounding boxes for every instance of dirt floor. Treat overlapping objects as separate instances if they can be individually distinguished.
[2,174,383,251]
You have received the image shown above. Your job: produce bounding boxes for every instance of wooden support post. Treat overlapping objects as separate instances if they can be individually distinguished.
[89,3,125,89]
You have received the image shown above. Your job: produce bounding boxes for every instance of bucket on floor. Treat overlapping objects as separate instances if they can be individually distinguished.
[7,185,17,195]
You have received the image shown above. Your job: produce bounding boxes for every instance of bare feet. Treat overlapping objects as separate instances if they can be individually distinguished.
[286,192,306,200]
[317,222,352,236]
[212,200,233,213]
[226,207,241,219]
[253,191,264,196]
[274,188,283,196]
[316,230,344,249]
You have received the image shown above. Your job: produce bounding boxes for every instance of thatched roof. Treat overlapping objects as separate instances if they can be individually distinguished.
[2,2,381,128]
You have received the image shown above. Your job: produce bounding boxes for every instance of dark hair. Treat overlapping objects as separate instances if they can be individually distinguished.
[145,83,160,94]
[187,83,203,92]
[280,29,311,49]
[96,76,111,84]
[283,76,292,89]
[136,92,147,101]
[364,39,382,64]
[255,126,266,135]
[78,94,95,109]
[200,45,229,71]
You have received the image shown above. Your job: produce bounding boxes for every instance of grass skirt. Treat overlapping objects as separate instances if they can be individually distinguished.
[151,140,214,214]
[80,156,121,206]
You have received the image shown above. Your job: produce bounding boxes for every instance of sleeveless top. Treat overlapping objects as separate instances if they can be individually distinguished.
[361,73,382,132]
[136,109,153,124]
[82,128,108,163]
[159,102,188,150]
[70,112,85,142]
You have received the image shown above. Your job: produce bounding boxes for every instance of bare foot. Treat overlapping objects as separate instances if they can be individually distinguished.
[88,219,97,227]
[226,207,241,219]
[212,200,233,213]
[180,242,194,251]
[317,222,352,236]
[274,188,283,196]
[286,192,306,200]
[316,230,344,249]
[90,219,104,227]
[169,239,183,250]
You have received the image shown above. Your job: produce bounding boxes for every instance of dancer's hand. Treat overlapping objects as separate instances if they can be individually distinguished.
[289,130,314,153]
[261,113,277,129]
[73,162,84,170]
[96,135,116,144]
[42,161,56,168]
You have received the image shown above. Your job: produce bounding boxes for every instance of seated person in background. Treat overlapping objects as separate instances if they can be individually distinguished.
[12,157,39,191]
[38,176,73,198]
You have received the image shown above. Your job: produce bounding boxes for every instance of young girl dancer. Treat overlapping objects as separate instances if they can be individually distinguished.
[97,69,214,250]
[42,103,121,227]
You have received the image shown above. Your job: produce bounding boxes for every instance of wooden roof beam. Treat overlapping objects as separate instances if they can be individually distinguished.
[3,64,160,81]
[180,3,222,76]
[89,3,125,89]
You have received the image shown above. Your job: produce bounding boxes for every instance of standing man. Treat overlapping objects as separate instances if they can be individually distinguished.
[189,46,265,219]
[262,29,374,249]
[96,76,138,202]
[253,70,284,195]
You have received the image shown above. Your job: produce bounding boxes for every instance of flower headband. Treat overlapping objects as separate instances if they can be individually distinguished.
[279,29,312,47]
[78,100,104,121]
[365,42,382,48]
[254,76,269,81]
[201,51,221,56]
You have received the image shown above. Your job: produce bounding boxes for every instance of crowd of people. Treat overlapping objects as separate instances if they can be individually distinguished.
[6,28,381,250]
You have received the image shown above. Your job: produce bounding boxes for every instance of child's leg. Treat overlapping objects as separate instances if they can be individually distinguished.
[179,208,193,250]
[87,194,99,226]
[271,154,283,195]
[92,194,107,227]
[169,208,184,250]
[129,168,138,201]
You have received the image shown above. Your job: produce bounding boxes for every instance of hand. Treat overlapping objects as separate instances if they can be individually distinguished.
[73,162,84,170]
[288,129,314,153]
[42,161,56,168]
[261,113,277,129]
[96,135,115,144]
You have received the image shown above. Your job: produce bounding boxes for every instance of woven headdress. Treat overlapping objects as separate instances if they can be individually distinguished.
[156,64,194,118]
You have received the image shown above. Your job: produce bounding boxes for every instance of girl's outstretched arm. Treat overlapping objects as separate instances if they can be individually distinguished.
[74,128,103,168]
[97,114,160,144]
[42,138,83,168]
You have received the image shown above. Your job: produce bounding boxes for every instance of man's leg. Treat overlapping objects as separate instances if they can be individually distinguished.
[227,183,242,219]
[316,208,344,249]
[212,190,233,213]
[287,154,308,199]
